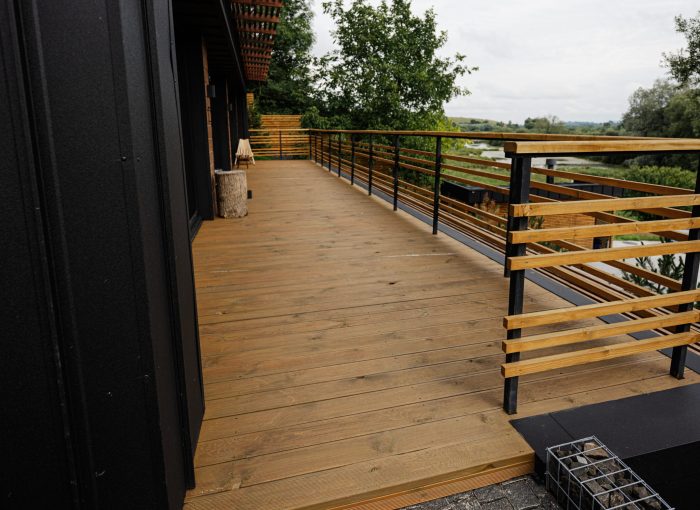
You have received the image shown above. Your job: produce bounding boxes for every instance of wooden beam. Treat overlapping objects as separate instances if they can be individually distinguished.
[509,217,700,244]
[237,13,280,23]
[237,26,278,35]
[233,0,284,6]
[503,289,700,330]
[501,331,699,378]
[530,166,693,196]
[508,240,700,271]
[504,139,700,156]
[510,194,700,218]
[502,310,700,354]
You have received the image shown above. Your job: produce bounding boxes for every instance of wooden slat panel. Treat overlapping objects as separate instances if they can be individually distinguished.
[501,332,699,377]
[510,194,700,217]
[510,217,700,244]
[504,139,700,155]
[504,289,700,330]
[503,310,700,354]
[508,240,700,271]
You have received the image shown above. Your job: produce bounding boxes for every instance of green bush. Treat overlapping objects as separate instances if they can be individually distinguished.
[624,165,696,191]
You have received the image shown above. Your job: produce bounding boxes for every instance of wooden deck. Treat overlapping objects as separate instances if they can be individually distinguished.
[184,160,699,510]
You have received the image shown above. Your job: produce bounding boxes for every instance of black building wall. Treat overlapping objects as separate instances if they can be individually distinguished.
[1,1,204,508]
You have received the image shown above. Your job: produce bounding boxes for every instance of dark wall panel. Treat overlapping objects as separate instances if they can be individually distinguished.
[0,2,74,507]
[1,0,203,508]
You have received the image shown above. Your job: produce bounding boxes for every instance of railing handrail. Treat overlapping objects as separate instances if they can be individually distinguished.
[250,128,309,132]
[504,139,700,156]
[308,128,700,416]
[309,128,664,142]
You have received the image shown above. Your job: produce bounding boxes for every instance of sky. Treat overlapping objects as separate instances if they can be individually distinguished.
[310,0,699,123]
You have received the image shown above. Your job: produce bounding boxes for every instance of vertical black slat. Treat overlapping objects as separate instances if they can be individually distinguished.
[368,135,374,196]
[350,135,356,186]
[320,133,324,168]
[503,156,532,415]
[337,133,342,177]
[308,134,312,160]
[392,135,400,211]
[670,156,700,378]
[504,154,528,278]
[278,130,282,159]
[432,136,442,234]
[327,132,332,171]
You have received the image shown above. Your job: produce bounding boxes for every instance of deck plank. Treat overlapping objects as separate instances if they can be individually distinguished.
[185,160,700,510]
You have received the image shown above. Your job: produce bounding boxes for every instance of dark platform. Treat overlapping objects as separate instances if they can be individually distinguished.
[512,383,700,509]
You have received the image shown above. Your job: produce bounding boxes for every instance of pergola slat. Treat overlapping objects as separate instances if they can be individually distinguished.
[231,0,282,82]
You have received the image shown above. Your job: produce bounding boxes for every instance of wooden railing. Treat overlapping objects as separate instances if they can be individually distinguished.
[249,127,310,158]
[308,129,700,414]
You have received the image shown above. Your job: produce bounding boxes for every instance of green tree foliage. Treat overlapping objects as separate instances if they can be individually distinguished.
[623,239,685,294]
[252,0,315,114]
[313,0,475,132]
[622,80,678,137]
[624,165,696,191]
[664,11,700,86]
[621,80,700,169]
[522,116,565,134]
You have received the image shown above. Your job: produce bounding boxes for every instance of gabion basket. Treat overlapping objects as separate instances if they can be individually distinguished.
[545,436,673,510]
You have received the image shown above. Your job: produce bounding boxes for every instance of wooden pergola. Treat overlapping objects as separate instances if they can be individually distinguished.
[231,0,283,82]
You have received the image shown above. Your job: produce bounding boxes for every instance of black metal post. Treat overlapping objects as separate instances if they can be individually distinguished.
[279,130,283,159]
[504,155,532,278]
[392,135,400,211]
[671,156,700,378]
[503,156,532,415]
[432,136,443,234]
[320,133,324,168]
[350,135,356,186]
[327,132,332,171]
[337,133,342,177]
[545,158,556,184]
[368,135,374,196]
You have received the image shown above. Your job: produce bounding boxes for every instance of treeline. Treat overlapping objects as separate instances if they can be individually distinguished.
[250,0,474,153]
[253,4,699,168]
[451,116,624,137]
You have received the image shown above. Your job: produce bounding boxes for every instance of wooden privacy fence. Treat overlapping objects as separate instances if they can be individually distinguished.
[308,129,700,414]
[249,127,310,158]
[250,114,309,158]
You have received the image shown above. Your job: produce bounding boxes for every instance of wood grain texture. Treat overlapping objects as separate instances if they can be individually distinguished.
[503,310,700,354]
[510,194,700,217]
[509,217,700,244]
[502,332,699,377]
[508,240,700,271]
[186,160,700,510]
[504,289,700,330]
[504,139,700,155]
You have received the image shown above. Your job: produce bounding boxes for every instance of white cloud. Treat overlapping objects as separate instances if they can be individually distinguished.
[310,0,698,123]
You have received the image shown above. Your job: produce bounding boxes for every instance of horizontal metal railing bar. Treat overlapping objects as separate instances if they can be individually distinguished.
[310,128,655,142]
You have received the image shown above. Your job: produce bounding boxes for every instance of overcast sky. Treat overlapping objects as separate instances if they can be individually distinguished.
[311,1,699,123]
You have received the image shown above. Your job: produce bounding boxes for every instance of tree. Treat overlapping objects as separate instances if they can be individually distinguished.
[622,79,677,137]
[252,0,315,114]
[664,11,700,86]
[522,116,564,134]
[621,79,700,169]
[313,0,476,131]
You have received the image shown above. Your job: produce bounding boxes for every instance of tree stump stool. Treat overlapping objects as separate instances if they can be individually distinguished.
[215,170,248,218]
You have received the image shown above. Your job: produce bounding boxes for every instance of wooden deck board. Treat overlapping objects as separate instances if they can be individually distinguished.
[185,160,700,510]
